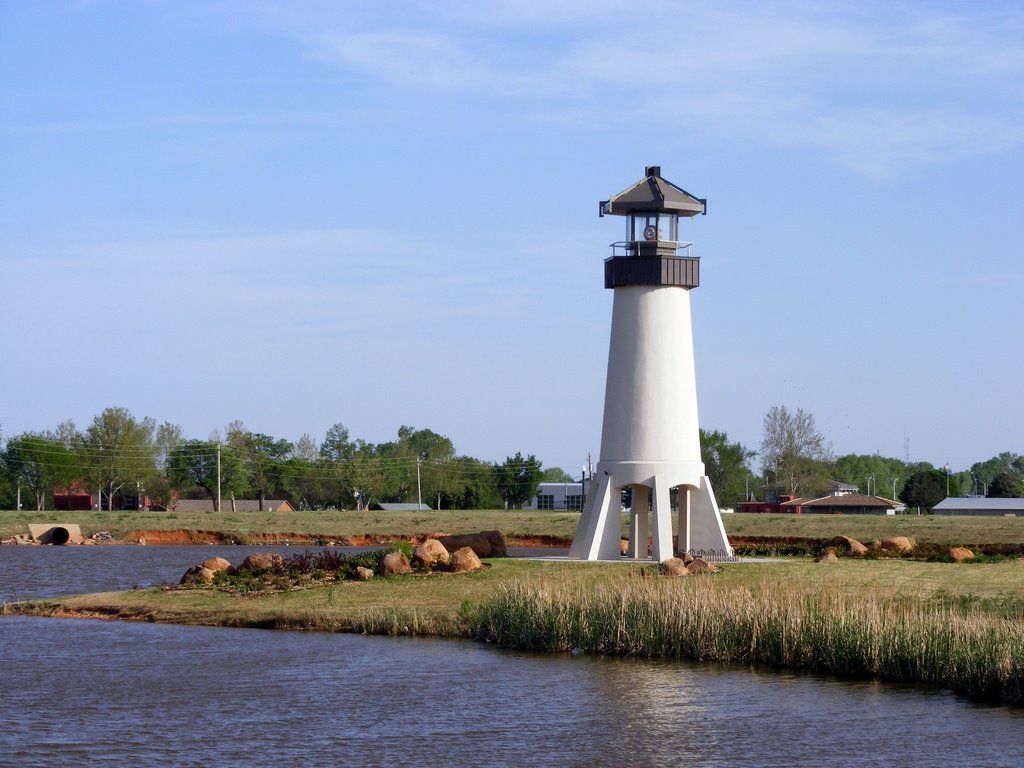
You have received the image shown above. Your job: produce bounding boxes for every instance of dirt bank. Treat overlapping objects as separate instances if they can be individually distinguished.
[121,529,574,548]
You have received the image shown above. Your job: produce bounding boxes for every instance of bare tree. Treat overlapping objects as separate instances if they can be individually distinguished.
[760,405,833,497]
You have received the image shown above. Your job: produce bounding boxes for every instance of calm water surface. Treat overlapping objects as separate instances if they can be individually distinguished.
[1,546,1021,767]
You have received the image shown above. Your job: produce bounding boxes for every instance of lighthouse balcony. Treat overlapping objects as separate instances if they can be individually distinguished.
[604,250,700,289]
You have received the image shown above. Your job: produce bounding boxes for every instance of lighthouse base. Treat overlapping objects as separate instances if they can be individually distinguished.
[568,466,732,562]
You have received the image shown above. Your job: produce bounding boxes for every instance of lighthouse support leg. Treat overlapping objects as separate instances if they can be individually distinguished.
[679,476,732,558]
[568,473,622,561]
[651,477,674,562]
[628,485,650,558]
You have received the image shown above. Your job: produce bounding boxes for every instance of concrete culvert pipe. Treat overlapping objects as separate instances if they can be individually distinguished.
[49,526,71,545]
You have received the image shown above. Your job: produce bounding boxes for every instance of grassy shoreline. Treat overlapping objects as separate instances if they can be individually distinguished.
[7,556,1023,706]
[4,510,1024,552]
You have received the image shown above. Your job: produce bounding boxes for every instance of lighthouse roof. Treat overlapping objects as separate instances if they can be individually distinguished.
[601,166,706,217]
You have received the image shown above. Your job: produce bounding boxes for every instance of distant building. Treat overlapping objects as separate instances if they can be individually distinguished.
[932,498,1024,516]
[172,499,295,513]
[370,502,432,511]
[526,479,592,511]
[782,494,905,515]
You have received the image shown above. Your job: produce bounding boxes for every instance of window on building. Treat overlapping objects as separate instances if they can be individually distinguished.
[566,495,583,511]
[536,494,555,510]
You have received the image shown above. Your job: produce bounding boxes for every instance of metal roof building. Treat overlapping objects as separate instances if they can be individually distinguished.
[932,497,1024,516]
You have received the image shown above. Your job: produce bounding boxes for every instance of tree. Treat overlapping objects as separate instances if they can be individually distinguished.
[78,407,157,510]
[1,434,78,511]
[541,467,575,483]
[233,432,293,510]
[167,440,245,510]
[833,453,909,499]
[320,423,355,463]
[494,452,542,509]
[987,472,1023,498]
[700,429,756,507]
[899,469,947,511]
[970,452,1023,492]
[759,405,834,497]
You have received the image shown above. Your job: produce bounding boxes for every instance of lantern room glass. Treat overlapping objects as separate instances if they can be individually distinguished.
[629,212,678,242]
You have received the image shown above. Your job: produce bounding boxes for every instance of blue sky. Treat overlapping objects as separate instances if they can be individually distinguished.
[1,0,1021,475]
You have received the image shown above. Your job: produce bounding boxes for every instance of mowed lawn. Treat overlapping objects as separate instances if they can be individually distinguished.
[3,508,1023,546]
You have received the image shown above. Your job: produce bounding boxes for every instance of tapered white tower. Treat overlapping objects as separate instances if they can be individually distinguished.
[569,166,732,562]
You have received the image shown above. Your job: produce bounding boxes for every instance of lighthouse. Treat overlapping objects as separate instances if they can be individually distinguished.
[569,166,732,562]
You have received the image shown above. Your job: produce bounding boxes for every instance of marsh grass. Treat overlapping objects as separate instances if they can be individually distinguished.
[475,569,1024,704]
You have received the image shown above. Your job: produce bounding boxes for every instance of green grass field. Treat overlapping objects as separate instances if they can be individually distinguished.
[3,508,1023,546]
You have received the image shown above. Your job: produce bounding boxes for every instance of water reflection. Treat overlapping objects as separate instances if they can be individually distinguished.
[1,617,1020,768]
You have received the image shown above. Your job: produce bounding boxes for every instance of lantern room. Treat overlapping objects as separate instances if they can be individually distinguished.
[600,166,706,289]
[599,165,705,258]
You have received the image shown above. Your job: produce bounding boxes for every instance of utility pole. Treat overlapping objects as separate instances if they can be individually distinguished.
[416,457,423,511]
[217,444,222,513]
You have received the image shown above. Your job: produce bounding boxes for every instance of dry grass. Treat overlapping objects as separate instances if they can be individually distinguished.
[477,560,1024,704]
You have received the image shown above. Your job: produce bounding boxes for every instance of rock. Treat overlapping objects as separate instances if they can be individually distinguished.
[201,556,233,573]
[830,536,868,556]
[413,539,450,568]
[180,565,215,585]
[948,547,975,561]
[686,557,722,575]
[378,551,412,576]
[682,552,695,565]
[817,549,839,563]
[659,557,690,576]
[354,566,374,580]
[138,537,147,546]
[436,530,507,558]
[238,552,284,572]
[620,539,630,556]
[450,546,482,573]
[880,536,915,554]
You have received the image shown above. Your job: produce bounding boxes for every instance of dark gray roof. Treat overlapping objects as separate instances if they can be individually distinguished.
[933,498,1024,514]
[371,502,433,511]
[602,166,706,217]
[172,499,294,512]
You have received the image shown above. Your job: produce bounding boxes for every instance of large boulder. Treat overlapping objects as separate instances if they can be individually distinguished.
[659,557,690,576]
[948,547,975,562]
[238,552,284,572]
[436,530,507,558]
[880,536,915,554]
[450,546,482,573]
[354,566,374,581]
[378,551,412,576]
[816,549,839,563]
[413,539,450,568]
[180,565,216,585]
[830,536,868,556]
[686,557,722,575]
[201,556,234,573]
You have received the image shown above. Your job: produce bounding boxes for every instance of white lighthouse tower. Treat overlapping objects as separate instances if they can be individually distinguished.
[569,166,732,562]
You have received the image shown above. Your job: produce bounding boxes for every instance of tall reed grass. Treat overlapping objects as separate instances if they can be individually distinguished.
[475,571,1024,705]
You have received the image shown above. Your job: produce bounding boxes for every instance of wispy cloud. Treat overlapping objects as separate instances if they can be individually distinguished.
[243,0,1024,178]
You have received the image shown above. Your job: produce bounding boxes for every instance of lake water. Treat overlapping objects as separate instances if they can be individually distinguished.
[1,546,1022,767]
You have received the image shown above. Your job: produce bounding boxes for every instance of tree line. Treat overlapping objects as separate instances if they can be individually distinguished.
[2,404,1020,514]
[0,408,543,512]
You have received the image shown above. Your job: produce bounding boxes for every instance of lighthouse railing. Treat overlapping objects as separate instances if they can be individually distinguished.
[610,240,691,257]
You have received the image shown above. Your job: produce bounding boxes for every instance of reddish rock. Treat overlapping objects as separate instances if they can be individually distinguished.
[413,539,450,568]
[948,547,975,562]
[201,556,233,573]
[817,549,839,563]
[180,565,216,585]
[238,553,284,572]
[880,536,915,554]
[686,557,722,575]
[659,557,690,576]
[378,551,412,576]
[450,546,482,573]
[436,530,507,558]
[830,536,868,556]
[620,539,629,556]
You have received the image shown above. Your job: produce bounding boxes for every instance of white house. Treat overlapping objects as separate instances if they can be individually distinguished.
[932,498,1024,516]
